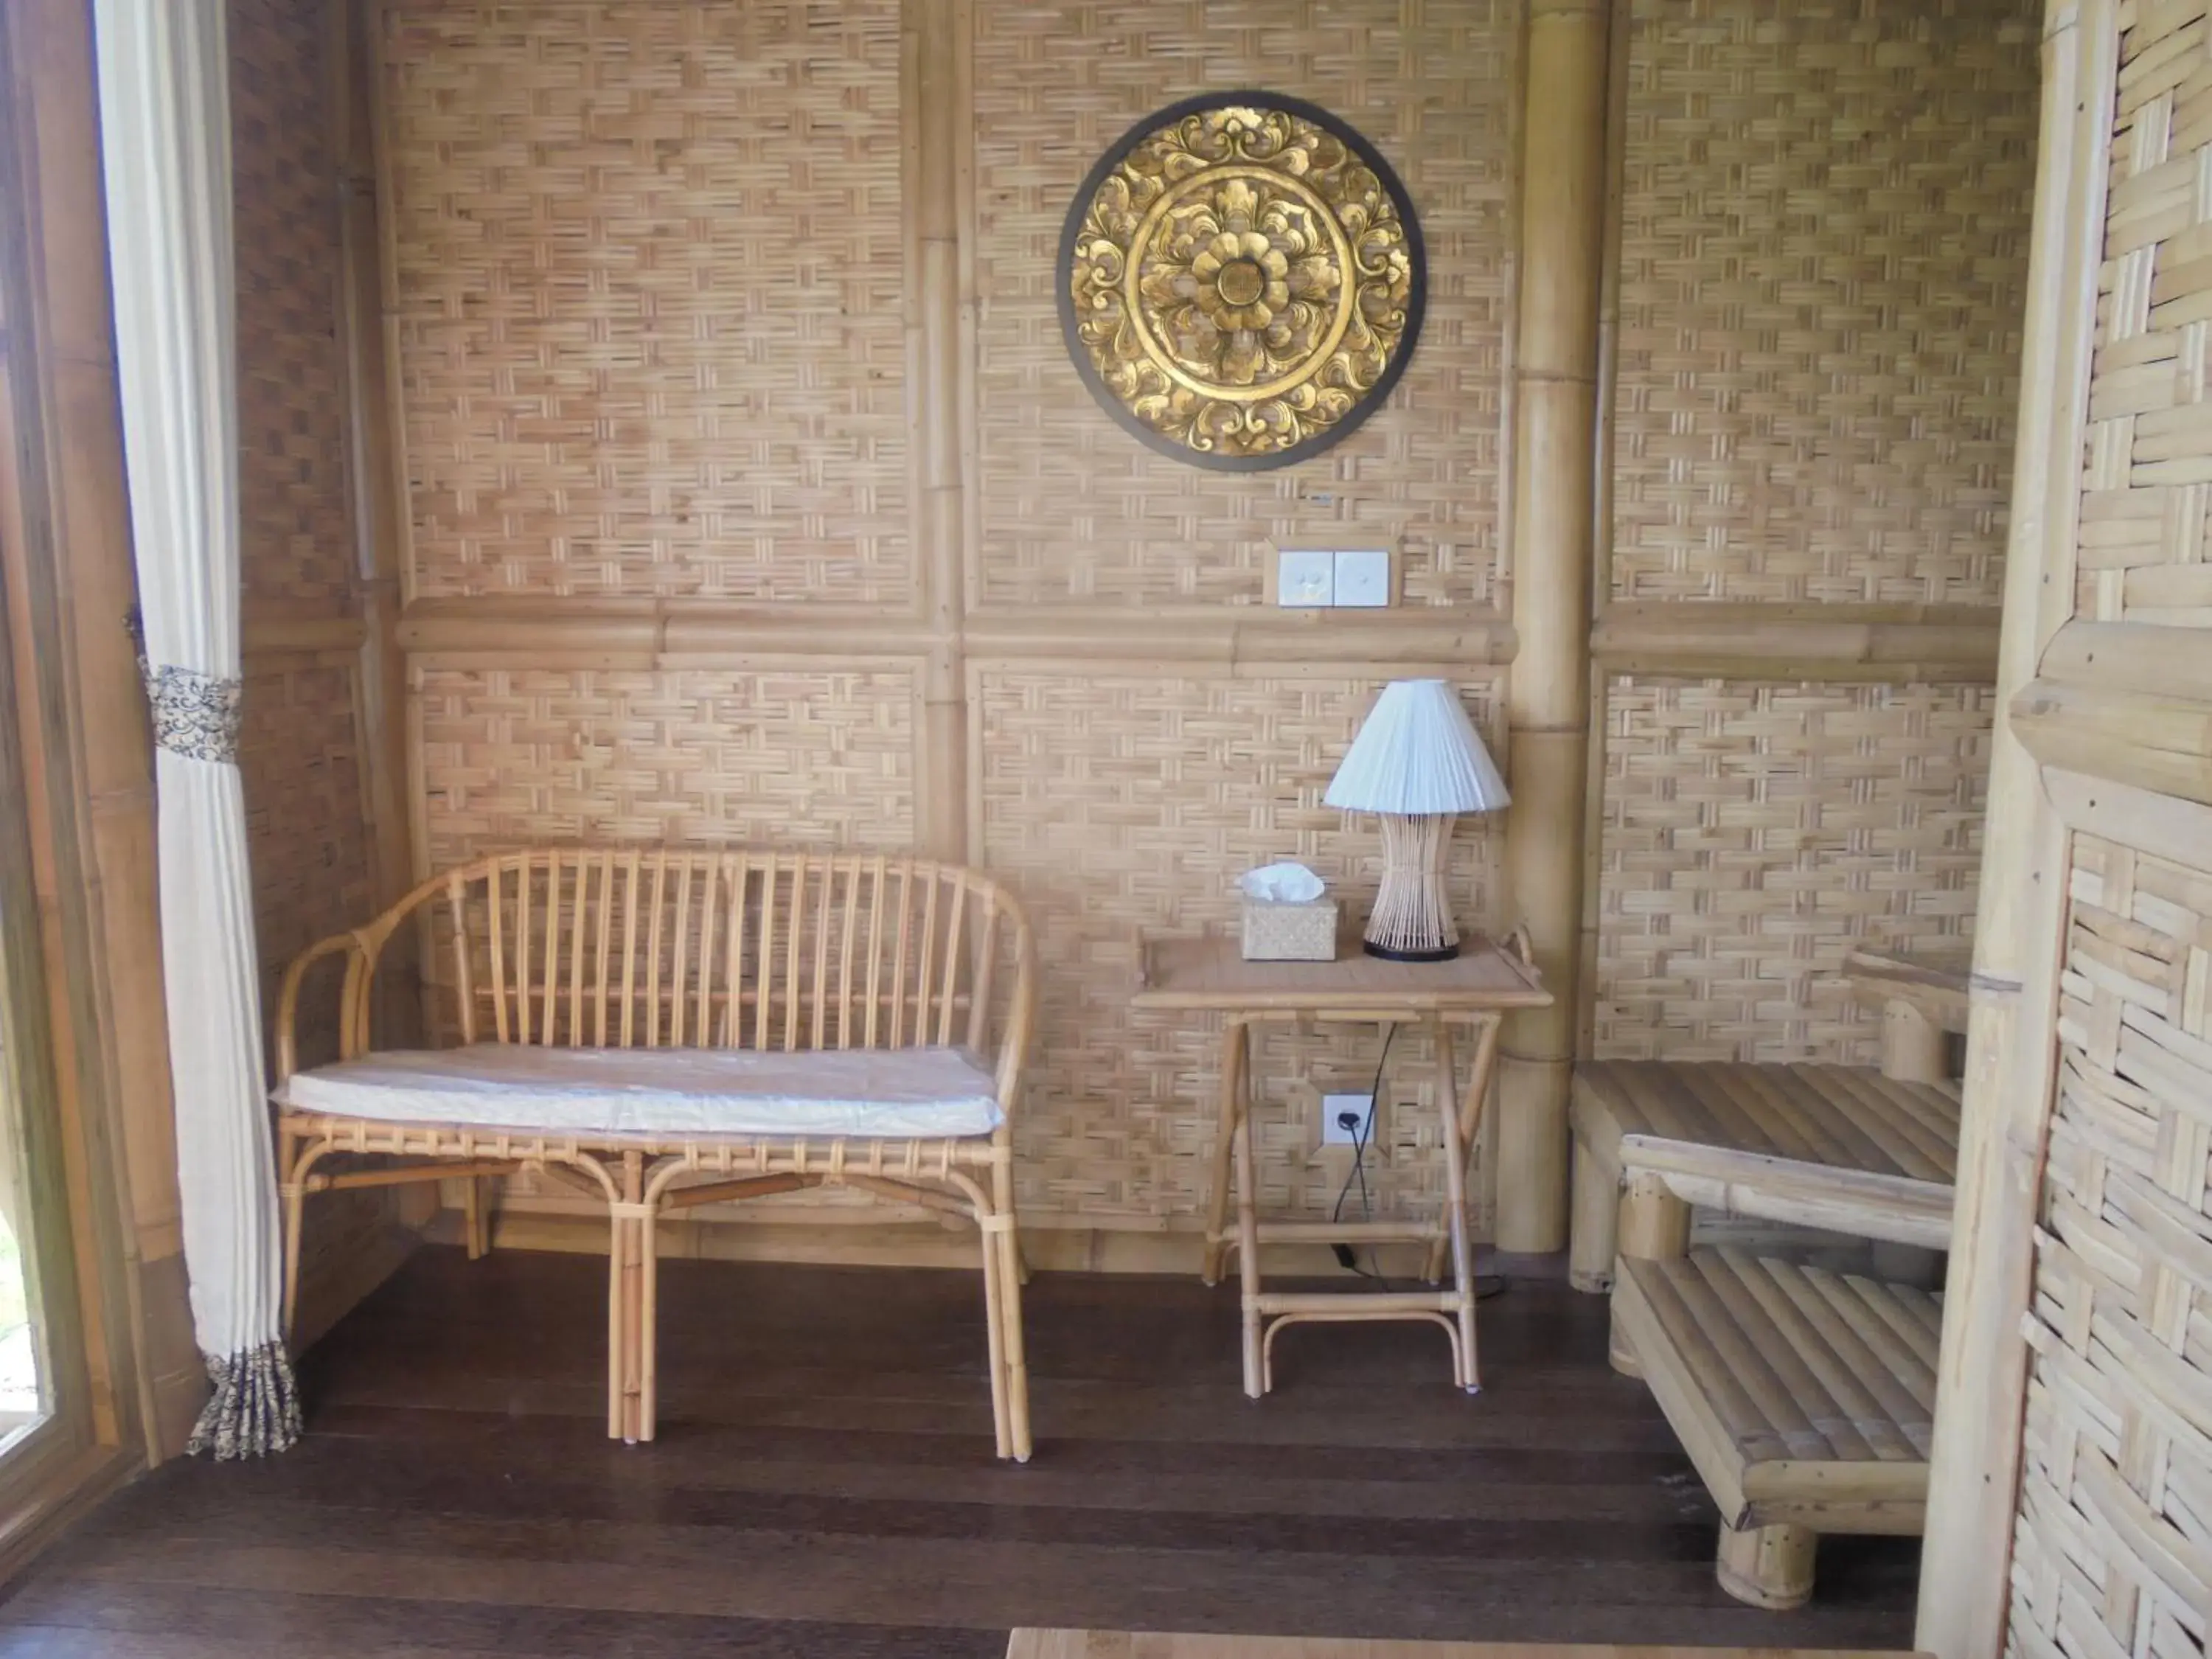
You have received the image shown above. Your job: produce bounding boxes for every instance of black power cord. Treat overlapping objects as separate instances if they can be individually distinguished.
[1331,1025,1397,1282]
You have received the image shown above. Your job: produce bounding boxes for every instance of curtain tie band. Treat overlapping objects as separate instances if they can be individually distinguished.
[144,662,243,763]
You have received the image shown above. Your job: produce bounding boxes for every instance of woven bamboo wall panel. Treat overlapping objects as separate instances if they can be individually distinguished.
[240,663,377,1070]
[2074,2,2212,625]
[970,0,1511,610]
[1595,678,1990,1062]
[232,0,353,619]
[1611,0,2037,605]
[975,669,1504,1228]
[380,1,910,602]
[2009,832,2212,1658]
[417,667,918,866]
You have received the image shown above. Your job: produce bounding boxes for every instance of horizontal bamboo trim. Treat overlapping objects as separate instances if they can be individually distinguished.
[397,598,1520,668]
[395,598,2007,678]
[2037,617,2212,701]
[2009,678,2212,810]
[243,615,371,655]
[1591,604,2001,680]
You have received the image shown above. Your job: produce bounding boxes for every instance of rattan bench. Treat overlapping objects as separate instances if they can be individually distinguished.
[272,848,1037,1457]
[1568,1061,1961,1292]
[1613,1248,1938,1608]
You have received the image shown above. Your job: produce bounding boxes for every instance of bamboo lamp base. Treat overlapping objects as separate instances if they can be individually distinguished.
[1363,813,1461,961]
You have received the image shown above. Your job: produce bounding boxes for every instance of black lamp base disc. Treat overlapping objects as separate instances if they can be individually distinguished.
[1363,940,1461,964]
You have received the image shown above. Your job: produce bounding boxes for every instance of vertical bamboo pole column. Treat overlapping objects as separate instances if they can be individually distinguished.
[906,0,970,863]
[1916,1,2114,1653]
[1495,0,1610,1254]
[335,0,416,965]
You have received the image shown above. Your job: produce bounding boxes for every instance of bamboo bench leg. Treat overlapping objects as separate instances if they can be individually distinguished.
[1716,1518,1815,1610]
[1568,1131,1618,1293]
[993,1161,1032,1462]
[1610,1172,1690,1379]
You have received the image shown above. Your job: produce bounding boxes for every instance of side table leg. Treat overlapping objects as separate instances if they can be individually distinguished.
[1202,1018,1243,1286]
[1230,1023,1265,1398]
[1436,1019,1479,1392]
[1427,1016,1502,1285]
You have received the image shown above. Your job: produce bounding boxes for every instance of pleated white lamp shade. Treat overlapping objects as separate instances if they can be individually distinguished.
[1324,680,1509,815]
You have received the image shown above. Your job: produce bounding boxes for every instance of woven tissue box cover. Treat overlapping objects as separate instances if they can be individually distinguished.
[1241,898,1338,962]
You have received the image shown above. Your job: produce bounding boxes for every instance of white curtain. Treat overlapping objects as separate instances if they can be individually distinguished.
[94,0,298,1456]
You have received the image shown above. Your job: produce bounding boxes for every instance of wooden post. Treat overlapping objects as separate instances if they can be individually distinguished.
[1915,3,2114,1654]
[1497,0,1610,1254]
[906,0,970,863]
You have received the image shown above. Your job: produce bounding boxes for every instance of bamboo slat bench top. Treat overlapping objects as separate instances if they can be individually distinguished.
[1573,1061,1960,1248]
[1612,1249,1939,1538]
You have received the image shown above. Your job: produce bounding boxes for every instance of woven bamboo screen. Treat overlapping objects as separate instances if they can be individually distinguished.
[2010,833,2212,1654]
[1594,678,1991,1062]
[379,1,911,604]
[232,0,378,1063]
[416,667,919,867]
[232,0,389,1290]
[2073,1,2212,626]
[970,0,1512,611]
[2007,12,2212,1651]
[975,670,1505,1227]
[1610,0,2038,605]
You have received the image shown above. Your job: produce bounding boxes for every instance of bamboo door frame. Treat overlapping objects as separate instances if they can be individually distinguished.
[0,0,201,1555]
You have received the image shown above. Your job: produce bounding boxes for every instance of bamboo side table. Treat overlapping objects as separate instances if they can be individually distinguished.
[1134,933,1551,1398]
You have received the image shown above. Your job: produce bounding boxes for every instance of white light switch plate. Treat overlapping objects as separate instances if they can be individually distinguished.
[1276,549,1335,607]
[1333,548,1391,608]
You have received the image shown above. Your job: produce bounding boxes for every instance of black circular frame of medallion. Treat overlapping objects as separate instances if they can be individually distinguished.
[1057,91,1426,473]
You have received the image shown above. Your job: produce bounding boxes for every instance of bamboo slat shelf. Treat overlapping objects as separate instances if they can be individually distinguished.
[1568,1061,1961,1293]
[1613,1248,1938,1610]
[1133,933,1549,1397]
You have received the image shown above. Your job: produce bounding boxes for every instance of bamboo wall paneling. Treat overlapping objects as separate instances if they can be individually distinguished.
[973,669,1506,1232]
[231,0,408,1315]
[1496,0,1610,1254]
[1610,0,2039,608]
[1596,681,1992,1065]
[968,0,1514,611]
[378,1,911,605]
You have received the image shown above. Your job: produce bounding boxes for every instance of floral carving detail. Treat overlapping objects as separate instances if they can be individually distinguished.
[1062,100,1421,466]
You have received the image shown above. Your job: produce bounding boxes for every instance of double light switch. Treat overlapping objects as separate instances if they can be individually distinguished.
[1275,547,1392,608]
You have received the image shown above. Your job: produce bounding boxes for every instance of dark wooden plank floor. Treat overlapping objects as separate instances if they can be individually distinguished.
[0,1248,1918,1655]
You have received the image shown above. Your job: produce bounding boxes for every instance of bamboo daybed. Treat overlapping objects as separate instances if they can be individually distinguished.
[271,848,1037,1458]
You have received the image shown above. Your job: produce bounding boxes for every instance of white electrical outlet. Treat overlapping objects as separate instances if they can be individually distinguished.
[1333,548,1392,608]
[1322,1091,1377,1146]
[1276,549,1335,607]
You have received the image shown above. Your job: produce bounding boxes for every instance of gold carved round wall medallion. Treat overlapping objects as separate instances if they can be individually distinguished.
[1058,92,1425,471]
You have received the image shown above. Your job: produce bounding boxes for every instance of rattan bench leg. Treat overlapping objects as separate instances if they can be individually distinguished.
[1716,1518,1815,1610]
[1568,1132,1619,1293]
[978,1206,1013,1461]
[994,1161,1032,1462]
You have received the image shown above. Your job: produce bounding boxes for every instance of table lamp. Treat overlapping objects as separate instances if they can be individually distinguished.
[1325,680,1509,962]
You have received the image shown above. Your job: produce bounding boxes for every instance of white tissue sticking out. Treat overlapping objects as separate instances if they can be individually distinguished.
[1238,862,1326,903]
